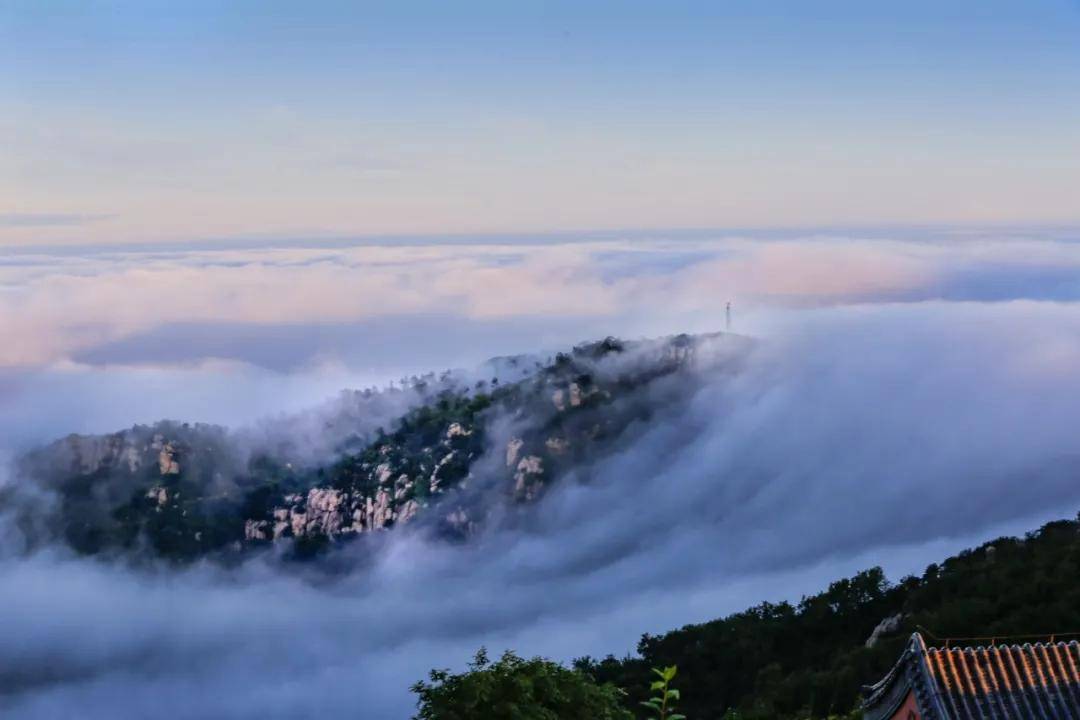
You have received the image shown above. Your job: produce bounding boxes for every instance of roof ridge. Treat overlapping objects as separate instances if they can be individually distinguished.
[928,639,1080,652]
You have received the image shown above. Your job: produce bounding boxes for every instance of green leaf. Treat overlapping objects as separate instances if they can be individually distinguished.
[669,714,687,720]
[650,680,665,690]
[666,688,680,700]
[664,666,678,681]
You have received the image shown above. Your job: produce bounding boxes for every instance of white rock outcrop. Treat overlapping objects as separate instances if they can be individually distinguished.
[397,499,420,524]
[446,423,472,439]
[430,453,454,493]
[865,613,903,648]
[145,486,169,507]
[505,438,524,468]
[375,463,393,485]
[302,487,348,536]
[158,442,180,475]
[545,437,569,455]
[244,519,269,541]
[514,455,544,501]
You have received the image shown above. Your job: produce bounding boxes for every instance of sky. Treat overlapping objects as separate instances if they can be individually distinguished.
[3,0,1080,246]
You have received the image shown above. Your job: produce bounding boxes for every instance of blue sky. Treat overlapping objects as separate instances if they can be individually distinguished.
[3,0,1080,245]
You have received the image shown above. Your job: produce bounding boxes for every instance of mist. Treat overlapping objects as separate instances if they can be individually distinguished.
[4,285,1080,717]
[7,0,1080,711]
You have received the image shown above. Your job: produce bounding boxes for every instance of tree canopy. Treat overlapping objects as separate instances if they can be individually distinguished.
[580,515,1080,719]
[411,648,633,720]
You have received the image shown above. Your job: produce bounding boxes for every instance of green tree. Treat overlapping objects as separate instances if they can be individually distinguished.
[412,648,633,720]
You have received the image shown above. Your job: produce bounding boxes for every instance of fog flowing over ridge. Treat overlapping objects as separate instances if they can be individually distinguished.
[4,297,1080,718]
[7,0,1080,708]
[6,231,1080,447]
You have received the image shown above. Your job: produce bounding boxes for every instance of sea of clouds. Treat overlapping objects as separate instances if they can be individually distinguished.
[3,229,1080,717]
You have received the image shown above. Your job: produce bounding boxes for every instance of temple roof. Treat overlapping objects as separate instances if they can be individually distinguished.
[863,633,1080,719]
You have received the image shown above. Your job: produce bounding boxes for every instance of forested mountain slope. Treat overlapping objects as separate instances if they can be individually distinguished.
[6,332,751,561]
[578,515,1080,719]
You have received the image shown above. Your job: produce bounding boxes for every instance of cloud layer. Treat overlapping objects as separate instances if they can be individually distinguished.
[4,231,1080,371]
[2,233,1080,718]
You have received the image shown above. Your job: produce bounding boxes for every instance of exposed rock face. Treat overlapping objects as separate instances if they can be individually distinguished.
[393,475,413,500]
[545,437,569,455]
[865,613,904,648]
[397,499,420,524]
[430,453,453,493]
[552,382,591,412]
[244,519,269,541]
[38,431,182,481]
[303,488,348,535]
[446,423,471,438]
[369,489,394,529]
[513,455,544,501]
[505,438,524,468]
[376,462,393,485]
[267,509,286,539]
[157,444,181,475]
[39,432,144,477]
[145,486,169,507]
[257,479,423,542]
[244,415,486,543]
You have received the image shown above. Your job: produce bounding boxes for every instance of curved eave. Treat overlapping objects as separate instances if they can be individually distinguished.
[863,633,950,720]
[863,634,923,720]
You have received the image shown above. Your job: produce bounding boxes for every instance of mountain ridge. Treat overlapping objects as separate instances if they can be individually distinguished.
[5,331,752,561]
